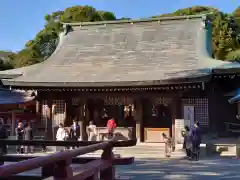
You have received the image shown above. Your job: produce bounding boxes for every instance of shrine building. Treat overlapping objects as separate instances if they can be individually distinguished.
[1,14,240,142]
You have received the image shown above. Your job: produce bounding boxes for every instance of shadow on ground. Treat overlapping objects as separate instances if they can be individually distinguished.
[116,156,240,180]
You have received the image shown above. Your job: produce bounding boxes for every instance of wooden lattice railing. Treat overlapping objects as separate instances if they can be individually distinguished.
[0,140,136,180]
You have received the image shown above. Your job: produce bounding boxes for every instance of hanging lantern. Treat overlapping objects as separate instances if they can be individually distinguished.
[152,105,157,117]
[102,108,108,118]
[124,105,130,118]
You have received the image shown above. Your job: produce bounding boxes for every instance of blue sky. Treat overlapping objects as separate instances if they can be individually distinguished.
[0,0,239,52]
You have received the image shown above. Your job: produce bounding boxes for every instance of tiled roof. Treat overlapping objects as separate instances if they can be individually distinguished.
[0,15,231,87]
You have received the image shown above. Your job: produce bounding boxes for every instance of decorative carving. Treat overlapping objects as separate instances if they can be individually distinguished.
[152,105,157,117]
[104,96,133,105]
[124,104,134,118]
[155,97,171,105]
[72,98,81,106]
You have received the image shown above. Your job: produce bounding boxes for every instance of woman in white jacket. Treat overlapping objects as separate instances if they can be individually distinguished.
[56,123,66,141]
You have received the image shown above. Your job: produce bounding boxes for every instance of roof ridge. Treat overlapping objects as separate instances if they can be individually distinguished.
[61,14,208,27]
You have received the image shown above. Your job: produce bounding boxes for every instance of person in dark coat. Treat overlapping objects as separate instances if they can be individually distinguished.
[0,118,8,155]
[184,126,192,159]
[191,121,201,161]
[70,120,80,149]
[16,122,24,154]
[24,123,34,153]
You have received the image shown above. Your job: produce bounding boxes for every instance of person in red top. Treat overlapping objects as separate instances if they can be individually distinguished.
[107,118,117,139]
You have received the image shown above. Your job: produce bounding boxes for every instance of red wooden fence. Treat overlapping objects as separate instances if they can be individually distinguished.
[0,141,134,180]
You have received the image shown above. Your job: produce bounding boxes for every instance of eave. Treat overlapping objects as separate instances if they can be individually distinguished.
[1,75,211,89]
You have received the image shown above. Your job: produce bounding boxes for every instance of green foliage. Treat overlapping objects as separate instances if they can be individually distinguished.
[157,6,240,60]
[211,13,240,59]
[226,49,240,61]
[233,6,240,17]
[159,6,218,17]
[1,5,240,70]
[9,6,117,68]
[0,51,15,70]
[0,59,14,70]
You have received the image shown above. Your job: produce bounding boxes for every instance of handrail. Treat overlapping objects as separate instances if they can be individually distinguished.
[0,139,137,147]
[0,142,111,176]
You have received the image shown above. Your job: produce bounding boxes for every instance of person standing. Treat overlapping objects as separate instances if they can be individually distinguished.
[24,123,34,154]
[56,123,66,151]
[184,126,192,159]
[64,128,70,150]
[87,121,97,141]
[0,119,8,155]
[16,122,24,154]
[162,133,172,158]
[70,120,80,149]
[56,123,66,141]
[191,121,201,161]
[107,118,117,140]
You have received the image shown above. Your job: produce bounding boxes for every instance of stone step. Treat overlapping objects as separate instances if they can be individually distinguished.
[215,144,236,156]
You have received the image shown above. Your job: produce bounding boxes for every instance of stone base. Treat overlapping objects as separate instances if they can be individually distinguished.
[236,144,240,158]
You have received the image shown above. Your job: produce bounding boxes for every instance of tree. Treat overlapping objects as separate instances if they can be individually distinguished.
[226,49,240,61]
[12,6,117,68]
[156,6,240,61]
[0,59,13,70]
[233,6,240,18]
[0,51,15,70]
[4,5,240,68]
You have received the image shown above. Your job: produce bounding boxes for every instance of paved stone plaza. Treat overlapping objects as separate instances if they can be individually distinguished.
[5,156,240,179]
[5,144,240,179]
[116,157,240,180]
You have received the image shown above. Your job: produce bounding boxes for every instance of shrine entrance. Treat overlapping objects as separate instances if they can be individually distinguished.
[143,97,172,143]
[68,95,136,141]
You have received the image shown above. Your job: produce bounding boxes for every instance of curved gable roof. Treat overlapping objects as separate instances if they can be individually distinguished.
[0,15,231,87]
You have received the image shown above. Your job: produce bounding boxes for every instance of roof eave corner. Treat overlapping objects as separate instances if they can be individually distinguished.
[195,13,217,66]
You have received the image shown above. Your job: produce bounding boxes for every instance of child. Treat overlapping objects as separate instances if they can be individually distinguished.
[162,133,172,158]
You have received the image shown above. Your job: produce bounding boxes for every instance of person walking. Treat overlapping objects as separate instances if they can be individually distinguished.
[16,122,24,154]
[70,120,80,149]
[87,121,97,141]
[24,123,34,154]
[191,121,202,161]
[162,133,172,158]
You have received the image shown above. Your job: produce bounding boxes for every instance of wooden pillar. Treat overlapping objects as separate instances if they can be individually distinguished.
[208,92,217,131]
[134,98,143,142]
[64,99,68,126]
[46,100,53,140]
[79,100,88,140]
[11,111,16,136]
[36,100,40,113]
[171,96,181,141]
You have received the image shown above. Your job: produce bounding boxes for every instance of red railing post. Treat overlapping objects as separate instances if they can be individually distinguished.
[53,158,73,180]
[100,145,115,180]
[85,173,98,180]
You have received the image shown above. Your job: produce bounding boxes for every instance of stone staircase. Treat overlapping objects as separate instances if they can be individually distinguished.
[84,143,186,159]
[215,144,236,157]
[8,143,186,159]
